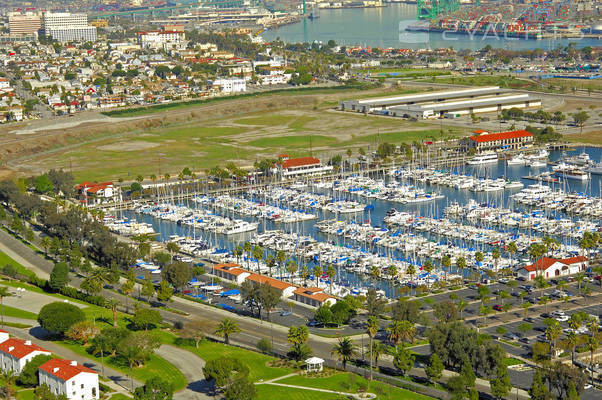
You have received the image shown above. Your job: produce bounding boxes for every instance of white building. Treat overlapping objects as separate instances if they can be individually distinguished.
[278,156,333,179]
[0,78,10,90]
[39,358,99,400]
[137,30,185,49]
[0,330,8,344]
[210,77,246,94]
[257,74,291,85]
[0,338,51,373]
[517,256,588,281]
[43,12,97,43]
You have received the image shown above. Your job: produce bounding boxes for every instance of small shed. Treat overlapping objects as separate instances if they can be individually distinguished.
[305,357,324,373]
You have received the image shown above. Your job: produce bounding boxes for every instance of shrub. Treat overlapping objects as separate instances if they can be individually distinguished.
[38,302,85,336]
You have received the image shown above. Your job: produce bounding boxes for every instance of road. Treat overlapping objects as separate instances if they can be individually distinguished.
[4,225,597,398]
[156,345,212,400]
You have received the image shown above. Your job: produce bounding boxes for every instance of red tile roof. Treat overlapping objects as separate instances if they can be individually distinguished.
[281,157,320,169]
[213,263,249,276]
[522,256,588,272]
[294,287,335,303]
[39,359,97,381]
[247,274,297,291]
[0,338,50,360]
[469,130,533,143]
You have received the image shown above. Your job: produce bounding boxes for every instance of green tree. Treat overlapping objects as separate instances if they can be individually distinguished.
[215,318,240,345]
[366,316,379,380]
[132,308,163,331]
[365,288,386,317]
[529,369,550,400]
[331,337,357,370]
[38,302,85,336]
[134,376,173,400]
[49,262,70,291]
[287,325,311,362]
[156,281,173,303]
[490,365,511,399]
[391,344,414,377]
[162,261,191,293]
[18,354,53,386]
[34,174,54,194]
[224,376,256,400]
[425,353,444,384]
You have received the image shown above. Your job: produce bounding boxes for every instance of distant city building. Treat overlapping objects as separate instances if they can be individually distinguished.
[39,359,99,400]
[43,12,97,43]
[210,77,246,94]
[9,13,41,37]
[137,30,185,49]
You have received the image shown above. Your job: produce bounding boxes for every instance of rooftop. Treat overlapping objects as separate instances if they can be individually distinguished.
[0,338,50,360]
[39,359,97,381]
[469,130,533,143]
[281,157,321,169]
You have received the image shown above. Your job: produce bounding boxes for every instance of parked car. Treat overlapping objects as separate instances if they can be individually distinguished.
[524,317,536,323]
[493,304,503,311]
[519,337,531,344]
[280,311,292,317]
[555,315,569,322]
[504,333,519,340]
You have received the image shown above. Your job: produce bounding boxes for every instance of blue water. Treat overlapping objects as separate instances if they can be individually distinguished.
[262,4,602,51]
[123,147,601,297]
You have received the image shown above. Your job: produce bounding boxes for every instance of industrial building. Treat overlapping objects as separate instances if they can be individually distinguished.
[339,87,541,120]
[8,13,41,37]
[339,86,506,113]
[388,94,542,119]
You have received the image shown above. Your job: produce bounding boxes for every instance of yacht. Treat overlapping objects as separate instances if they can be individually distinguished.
[554,163,590,181]
[507,154,525,166]
[587,162,602,175]
[526,159,546,168]
[221,220,259,235]
[467,152,498,165]
[564,151,591,166]
[512,184,553,202]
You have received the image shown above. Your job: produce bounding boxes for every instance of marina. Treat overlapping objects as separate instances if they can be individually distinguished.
[105,147,602,299]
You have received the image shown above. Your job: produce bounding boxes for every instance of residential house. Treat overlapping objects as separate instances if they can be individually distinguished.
[294,287,337,308]
[0,338,51,373]
[38,359,99,400]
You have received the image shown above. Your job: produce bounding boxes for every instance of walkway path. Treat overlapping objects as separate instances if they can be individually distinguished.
[156,344,212,400]
[256,372,376,399]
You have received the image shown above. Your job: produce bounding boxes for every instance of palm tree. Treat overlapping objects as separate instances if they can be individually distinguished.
[479,305,492,327]
[491,248,501,275]
[0,286,12,329]
[371,340,387,369]
[331,337,357,370]
[441,255,451,281]
[252,245,264,274]
[276,250,287,276]
[326,265,336,295]
[366,316,379,380]
[266,255,275,277]
[243,242,252,269]
[457,299,468,319]
[1,370,17,399]
[565,331,578,362]
[313,266,322,287]
[506,241,518,268]
[545,321,562,359]
[107,298,119,327]
[286,260,297,280]
[456,256,466,278]
[387,320,415,345]
[214,318,240,345]
[575,273,585,291]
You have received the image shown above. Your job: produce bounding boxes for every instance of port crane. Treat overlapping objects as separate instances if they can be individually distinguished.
[417,0,461,20]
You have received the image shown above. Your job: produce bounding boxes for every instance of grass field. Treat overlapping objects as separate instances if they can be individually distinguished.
[255,385,342,400]
[16,389,34,400]
[1,305,38,320]
[108,394,132,400]
[276,371,434,400]
[31,106,445,182]
[565,130,602,145]
[182,341,292,382]
[0,251,33,277]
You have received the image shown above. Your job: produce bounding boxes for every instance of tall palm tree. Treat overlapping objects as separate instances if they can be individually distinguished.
[441,255,451,281]
[107,298,119,327]
[326,265,336,295]
[506,241,518,268]
[214,318,240,345]
[457,299,468,319]
[331,337,357,370]
[387,320,415,345]
[366,316,379,380]
[371,340,387,370]
[545,321,562,359]
[479,305,492,327]
[0,287,12,329]
[456,256,466,278]
[252,245,264,274]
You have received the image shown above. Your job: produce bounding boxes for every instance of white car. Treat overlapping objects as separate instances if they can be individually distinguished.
[583,384,592,390]
[555,315,569,322]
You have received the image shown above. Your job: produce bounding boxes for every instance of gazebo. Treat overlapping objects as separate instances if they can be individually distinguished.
[305,357,324,373]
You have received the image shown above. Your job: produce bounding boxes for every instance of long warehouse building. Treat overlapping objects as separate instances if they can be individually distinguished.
[387,94,542,119]
[339,86,506,113]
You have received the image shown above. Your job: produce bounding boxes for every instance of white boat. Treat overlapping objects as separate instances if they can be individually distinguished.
[564,151,591,166]
[467,152,498,165]
[554,164,590,181]
[532,149,549,159]
[504,180,524,189]
[221,220,259,235]
[587,162,602,175]
[507,154,525,166]
[526,159,546,168]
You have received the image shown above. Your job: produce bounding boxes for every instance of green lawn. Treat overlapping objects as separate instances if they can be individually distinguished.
[0,305,38,320]
[108,394,132,400]
[248,135,337,149]
[0,251,33,277]
[255,385,341,400]
[16,389,35,400]
[274,371,434,400]
[182,340,292,382]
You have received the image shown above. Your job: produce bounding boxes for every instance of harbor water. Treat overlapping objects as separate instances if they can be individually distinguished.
[262,4,602,51]
[122,147,601,298]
